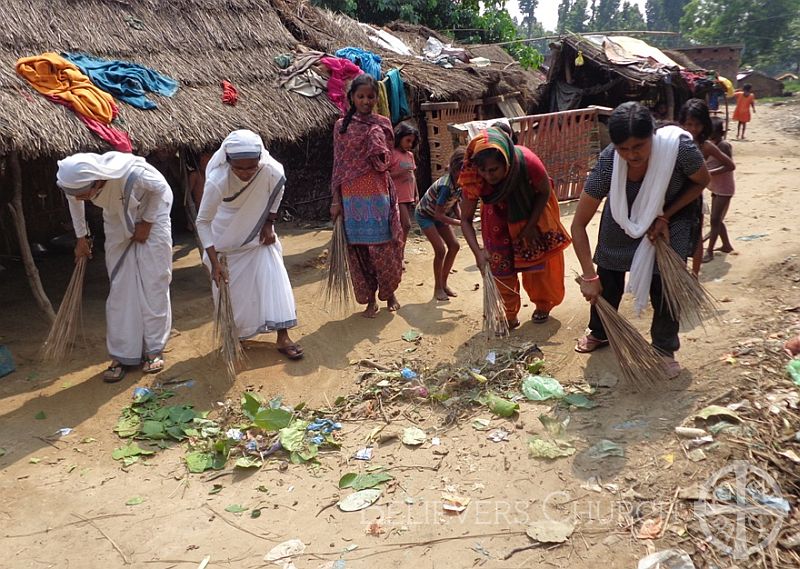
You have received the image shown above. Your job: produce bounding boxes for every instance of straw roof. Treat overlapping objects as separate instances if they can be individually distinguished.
[1,0,541,160]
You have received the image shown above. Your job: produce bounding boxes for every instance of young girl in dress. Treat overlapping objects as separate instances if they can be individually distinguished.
[732,84,756,139]
[415,148,464,301]
[678,99,735,276]
[704,117,736,262]
[390,122,419,243]
[330,74,404,318]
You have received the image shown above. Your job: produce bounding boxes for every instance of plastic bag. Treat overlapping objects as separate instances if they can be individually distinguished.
[522,375,565,401]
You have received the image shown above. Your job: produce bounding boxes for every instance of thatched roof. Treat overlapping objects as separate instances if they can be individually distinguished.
[1,0,540,160]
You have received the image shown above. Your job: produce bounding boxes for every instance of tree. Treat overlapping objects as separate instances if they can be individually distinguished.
[566,0,590,32]
[645,0,667,30]
[557,0,573,33]
[590,0,621,31]
[618,1,646,29]
[518,0,540,37]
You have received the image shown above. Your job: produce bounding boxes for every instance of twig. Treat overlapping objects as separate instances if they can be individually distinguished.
[378,396,391,425]
[315,498,338,518]
[72,513,130,565]
[659,487,680,539]
[203,505,277,542]
[34,436,63,450]
[202,469,235,482]
[503,542,542,560]
[359,359,391,371]
[5,513,135,538]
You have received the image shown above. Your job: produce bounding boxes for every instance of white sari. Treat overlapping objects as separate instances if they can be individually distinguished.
[196,133,297,339]
[66,160,173,365]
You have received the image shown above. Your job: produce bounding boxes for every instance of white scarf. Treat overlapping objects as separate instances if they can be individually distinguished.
[57,152,146,193]
[609,125,688,314]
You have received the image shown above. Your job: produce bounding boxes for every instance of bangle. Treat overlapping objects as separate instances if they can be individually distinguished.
[657,215,669,224]
[580,274,600,283]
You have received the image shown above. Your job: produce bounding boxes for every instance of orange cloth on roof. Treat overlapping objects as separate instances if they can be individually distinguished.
[16,52,116,123]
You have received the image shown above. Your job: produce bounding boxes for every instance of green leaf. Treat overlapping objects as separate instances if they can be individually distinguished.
[122,456,140,467]
[112,442,155,460]
[114,412,141,438]
[279,421,309,452]
[250,509,262,518]
[141,420,166,439]
[166,425,187,440]
[234,456,263,469]
[483,393,519,417]
[339,472,394,490]
[29,457,42,464]
[185,450,215,473]
[338,473,357,489]
[209,484,223,495]
[256,485,269,493]
[82,437,97,444]
[695,405,740,423]
[528,437,576,460]
[563,394,597,409]
[0,447,5,457]
[241,392,263,421]
[527,359,546,374]
[224,504,247,514]
[34,411,46,420]
[168,406,197,425]
[125,496,145,506]
[253,408,293,432]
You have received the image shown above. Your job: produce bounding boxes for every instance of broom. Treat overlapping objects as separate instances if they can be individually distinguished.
[42,257,87,361]
[483,267,510,338]
[213,255,244,380]
[321,216,354,312]
[575,276,669,387]
[654,238,720,329]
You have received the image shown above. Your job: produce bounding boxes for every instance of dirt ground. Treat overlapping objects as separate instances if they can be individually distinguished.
[1,105,798,569]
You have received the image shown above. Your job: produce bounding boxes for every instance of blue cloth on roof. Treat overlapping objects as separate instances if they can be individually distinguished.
[334,47,382,80]
[63,52,179,110]
[385,69,409,124]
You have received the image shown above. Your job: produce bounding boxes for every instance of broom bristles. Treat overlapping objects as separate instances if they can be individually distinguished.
[42,257,87,361]
[483,268,509,338]
[213,255,245,380]
[655,239,720,329]
[321,216,354,312]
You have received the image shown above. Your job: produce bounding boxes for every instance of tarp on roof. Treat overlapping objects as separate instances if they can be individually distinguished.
[584,35,682,70]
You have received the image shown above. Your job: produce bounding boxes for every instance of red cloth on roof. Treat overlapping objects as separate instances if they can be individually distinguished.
[222,80,238,106]
[320,56,362,114]
[46,95,132,152]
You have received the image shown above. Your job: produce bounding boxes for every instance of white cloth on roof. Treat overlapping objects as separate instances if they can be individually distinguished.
[196,130,297,338]
[62,152,173,365]
[359,23,413,56]
[609,125,687,315]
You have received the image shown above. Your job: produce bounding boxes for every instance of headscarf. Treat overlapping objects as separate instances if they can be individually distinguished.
[331,113,394,194]
[205,129,283,191]
[57,151,146,195]
[458,127,535,223]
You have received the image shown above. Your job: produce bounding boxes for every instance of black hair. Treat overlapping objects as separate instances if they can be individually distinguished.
[473,148,505,168]
[448,147,466,178]
[608,101,655,145]
[678,98,712,144]
[339,74,379,135]
[710,116,725,139]
[494,122,518,144]
[743,83,752,91]
[394,122,419,149]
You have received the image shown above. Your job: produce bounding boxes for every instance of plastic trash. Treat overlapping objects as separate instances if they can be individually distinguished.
[132,387,152,403]
[226,428,244,441]
[587,440,625,459]
[637,549,695,569]
[306,418,342,434]
[522,375,565,401]
[787,358,800,386]
[400,367,417,380]
[354,447,373,461]
[337,489,382,512]
[264,539,306,567]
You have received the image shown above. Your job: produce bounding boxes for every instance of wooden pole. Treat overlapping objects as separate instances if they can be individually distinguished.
[5,151,56,322]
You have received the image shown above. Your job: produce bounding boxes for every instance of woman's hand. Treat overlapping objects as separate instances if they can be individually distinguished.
[131,221,152,243]
[579,277,603,304]
[211,261,229,285]
[260,223,276,245]
[74,236,92,262]
[475,249,491,275]
[518,222,542,249]
[330,203,342,220]
[647,217,670,243]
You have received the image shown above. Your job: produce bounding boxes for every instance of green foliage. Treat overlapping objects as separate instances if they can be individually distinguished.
[557,0,646,33]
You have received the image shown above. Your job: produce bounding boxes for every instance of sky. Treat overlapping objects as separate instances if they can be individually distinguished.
[506,0,649,33]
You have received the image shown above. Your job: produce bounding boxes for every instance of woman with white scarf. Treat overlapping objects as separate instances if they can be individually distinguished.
[195,130,302,360]
[57,151,174,382]
[570,102,711,378]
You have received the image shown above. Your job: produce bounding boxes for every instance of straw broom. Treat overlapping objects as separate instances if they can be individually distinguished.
[483,267,510,338]
[574,276,669,387]
[213,255,244,380]
[654,238,720,329]
[321,216,353,312]
[41,257,87,361]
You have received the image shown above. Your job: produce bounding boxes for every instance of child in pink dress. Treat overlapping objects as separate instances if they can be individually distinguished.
[390,122,419,243]
[704,117,736,262]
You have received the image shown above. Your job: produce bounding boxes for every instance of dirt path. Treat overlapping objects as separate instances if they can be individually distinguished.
[1,105,798,569]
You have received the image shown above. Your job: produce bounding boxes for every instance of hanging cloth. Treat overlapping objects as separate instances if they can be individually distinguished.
[376,79,391,118]
[334,47,382,80]
[385,69,409,124]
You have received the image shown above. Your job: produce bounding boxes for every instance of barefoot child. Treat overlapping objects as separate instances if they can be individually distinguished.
[390,122,419,244]
[704,117,736,262]
[678,99,735,276]
[330,74,404,318]
[732,84,755,139]
[415,148,464,301]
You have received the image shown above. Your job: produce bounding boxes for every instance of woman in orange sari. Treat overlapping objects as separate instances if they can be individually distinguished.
[459,127,571,328]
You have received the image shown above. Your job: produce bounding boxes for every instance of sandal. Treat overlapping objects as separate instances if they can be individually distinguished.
[575,335,609,353]
[103,361,126,383]
[143,355,165,374]
[278,344,304,360]
[662,356,682,379]
[532,311,550,324]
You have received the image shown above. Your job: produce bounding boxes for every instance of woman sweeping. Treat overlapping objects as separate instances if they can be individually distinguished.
[57,151,173,382]
[571,102,711,377]
[459,127,571,329]
[330,74,404,318]
[195,130,302,360]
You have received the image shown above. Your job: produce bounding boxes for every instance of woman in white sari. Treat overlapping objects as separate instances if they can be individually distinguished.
[57,152,174,382]
[196,130,302,360]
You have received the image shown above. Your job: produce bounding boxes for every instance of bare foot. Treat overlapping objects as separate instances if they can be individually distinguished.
[444,286,458,298]
[702,251,713,263]
[716,245,734,253]
[362,302,379,318]
[387,295,400,312]
[434,288,449,301]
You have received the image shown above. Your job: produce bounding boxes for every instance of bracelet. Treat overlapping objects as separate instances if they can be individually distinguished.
[580,274,600,283]
[657,215,669,224]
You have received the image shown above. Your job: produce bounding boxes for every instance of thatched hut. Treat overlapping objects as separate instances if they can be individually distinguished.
[736,70,785,98]
[0,0,541,319]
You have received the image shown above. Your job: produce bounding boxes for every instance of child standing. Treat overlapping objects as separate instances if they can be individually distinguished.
[330,74,404,318]
[415,148,464,301]
[390,122,419,243]
[704,117,736,262]
[732,84,756,139]
[678,99,735,276]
